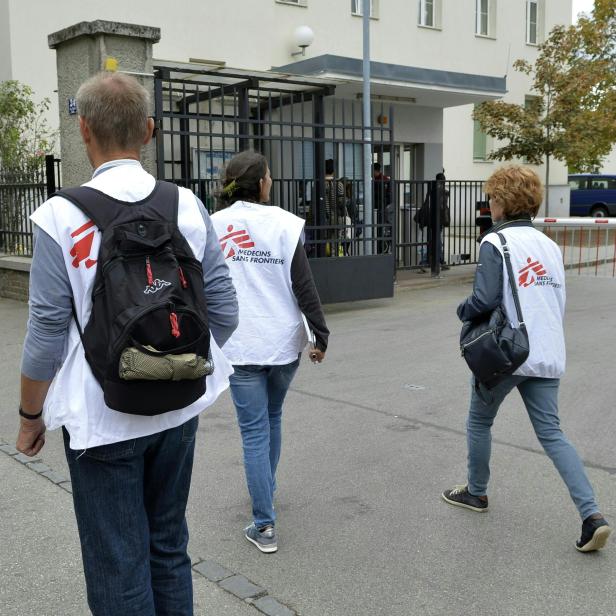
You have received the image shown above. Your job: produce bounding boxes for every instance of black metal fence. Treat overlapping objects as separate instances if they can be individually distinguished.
[0,154,61,256]
[153,65,394,260]
[393,179,486,271]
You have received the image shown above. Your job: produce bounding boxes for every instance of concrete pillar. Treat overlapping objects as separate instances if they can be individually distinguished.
[48,21,161,187]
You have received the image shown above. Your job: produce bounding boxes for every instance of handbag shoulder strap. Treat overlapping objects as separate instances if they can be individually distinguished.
[497,232,525,326]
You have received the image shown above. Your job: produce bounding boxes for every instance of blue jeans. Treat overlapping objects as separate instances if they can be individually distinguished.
[229,357,300,528]
[419,228,445,265]
[466,376,599,520]
[63,417,198,616]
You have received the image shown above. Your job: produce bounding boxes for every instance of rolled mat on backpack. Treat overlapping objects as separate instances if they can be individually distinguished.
[119,346,214,381]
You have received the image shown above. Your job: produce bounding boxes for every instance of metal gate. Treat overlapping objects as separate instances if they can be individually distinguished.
[0,154,61,256]
[153,64,395,303]
[393,178,486,272]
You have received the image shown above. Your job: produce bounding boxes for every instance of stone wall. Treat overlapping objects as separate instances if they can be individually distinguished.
[0,270,29,302]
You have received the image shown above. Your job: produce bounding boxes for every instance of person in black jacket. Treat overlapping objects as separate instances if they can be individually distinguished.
[373,163,392,253]
[414,172,450,270]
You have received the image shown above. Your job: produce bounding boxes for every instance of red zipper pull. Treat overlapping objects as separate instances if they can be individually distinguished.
[145,256,154,286]
[178,266,188,289]
[169,312,180,338]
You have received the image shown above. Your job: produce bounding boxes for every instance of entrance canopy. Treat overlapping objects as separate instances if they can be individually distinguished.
[274,54,506,108]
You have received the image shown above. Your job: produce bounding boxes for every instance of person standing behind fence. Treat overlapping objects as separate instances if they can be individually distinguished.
[15,72,239,615]
[325,158,346,256]
[442,164,611,553]
[373,163,392,254]
[212,151,329,553]
[414,172,450,270]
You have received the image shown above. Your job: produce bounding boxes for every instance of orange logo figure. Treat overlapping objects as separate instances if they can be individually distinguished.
[219,224,255,259]
[69,220,97,269]
[518,257,546,287]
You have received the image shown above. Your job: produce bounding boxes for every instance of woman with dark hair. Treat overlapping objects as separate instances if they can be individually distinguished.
[211,151,329,553]
[442,165,611,553]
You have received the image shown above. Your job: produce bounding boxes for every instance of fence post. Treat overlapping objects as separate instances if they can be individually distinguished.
[48,21,161,187]
[429,179,442,277]
[389,105,396,276]
[238,85,251,152]
[313,93,326,258]
[45,154,57,198]
[154,67,166,181]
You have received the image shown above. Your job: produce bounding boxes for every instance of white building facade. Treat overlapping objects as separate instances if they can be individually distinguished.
[0,0,572,214]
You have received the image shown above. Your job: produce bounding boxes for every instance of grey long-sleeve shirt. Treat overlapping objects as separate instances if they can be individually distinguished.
[22,197,238,381]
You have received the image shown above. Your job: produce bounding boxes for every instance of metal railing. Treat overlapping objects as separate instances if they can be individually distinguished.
[153,65,395,262]
[392,179,486,271]
[535,217,616,278]
[0,155,61,257]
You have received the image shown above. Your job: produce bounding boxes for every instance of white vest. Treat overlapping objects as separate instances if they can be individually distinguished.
[30,163,233,450]
[211,201,308,365]
[483,225,566,378]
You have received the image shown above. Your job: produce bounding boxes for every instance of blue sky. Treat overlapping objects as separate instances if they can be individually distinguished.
[572,0,594,21]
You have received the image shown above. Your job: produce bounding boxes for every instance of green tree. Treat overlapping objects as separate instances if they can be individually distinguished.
[0,81,56,253]
[0,80,55,172]
[473,0,616,215]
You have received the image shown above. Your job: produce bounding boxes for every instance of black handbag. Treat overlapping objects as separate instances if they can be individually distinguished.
[460,232,530,387]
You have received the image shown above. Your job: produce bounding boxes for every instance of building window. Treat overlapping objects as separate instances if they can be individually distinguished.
[527,1,537,43]
[526,0,544,44]
[524,95,540,110]
[473,106,489,161]
[475,0,496,37]
[276,0,307,6]
[352,0,378,18]
[418,0,441,29]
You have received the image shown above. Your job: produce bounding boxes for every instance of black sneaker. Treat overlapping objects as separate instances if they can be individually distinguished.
[244,523,277,553]
[442,484,488,512]
[575,516,612,552]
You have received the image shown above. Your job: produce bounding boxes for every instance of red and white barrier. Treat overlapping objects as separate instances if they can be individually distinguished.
[534,218,616,277]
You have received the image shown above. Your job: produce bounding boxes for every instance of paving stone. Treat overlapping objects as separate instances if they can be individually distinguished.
[218,575,266,600]
[192,559,233,582]
[26,462,51,474]
[40,470,68,485]
[0,444,18,455]
[58,482,73,494]
[253,596,296,616]
[13,453,39,464]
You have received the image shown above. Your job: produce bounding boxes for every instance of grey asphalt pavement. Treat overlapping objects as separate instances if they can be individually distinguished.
[1,272,614,615]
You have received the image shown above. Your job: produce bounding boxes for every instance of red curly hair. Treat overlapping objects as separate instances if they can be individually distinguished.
[484,165,543,218]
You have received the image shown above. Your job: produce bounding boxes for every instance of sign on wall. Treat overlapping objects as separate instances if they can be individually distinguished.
[192,149,235,180]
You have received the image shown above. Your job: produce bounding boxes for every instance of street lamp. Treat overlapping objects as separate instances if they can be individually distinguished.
[291,26,315,57]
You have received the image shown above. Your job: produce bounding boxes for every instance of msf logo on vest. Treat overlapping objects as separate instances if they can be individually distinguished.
[69,220,98,269]
[518,258,561,289]
[219,225,255,259]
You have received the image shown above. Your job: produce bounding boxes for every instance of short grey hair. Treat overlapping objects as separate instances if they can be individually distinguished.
[76,72,150,151]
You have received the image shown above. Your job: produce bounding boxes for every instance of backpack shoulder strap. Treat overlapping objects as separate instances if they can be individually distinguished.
[55,187,125,232]
[141,181,179,223]
[56,181,180,229]
[497,231,525,326]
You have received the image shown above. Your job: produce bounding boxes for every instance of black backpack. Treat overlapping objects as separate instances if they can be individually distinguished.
[57,181,212,416]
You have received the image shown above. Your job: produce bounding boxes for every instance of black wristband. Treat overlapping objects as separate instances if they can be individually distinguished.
[19,407,43,420]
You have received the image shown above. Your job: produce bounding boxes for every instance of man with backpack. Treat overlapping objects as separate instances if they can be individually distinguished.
[15,72,238,615]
